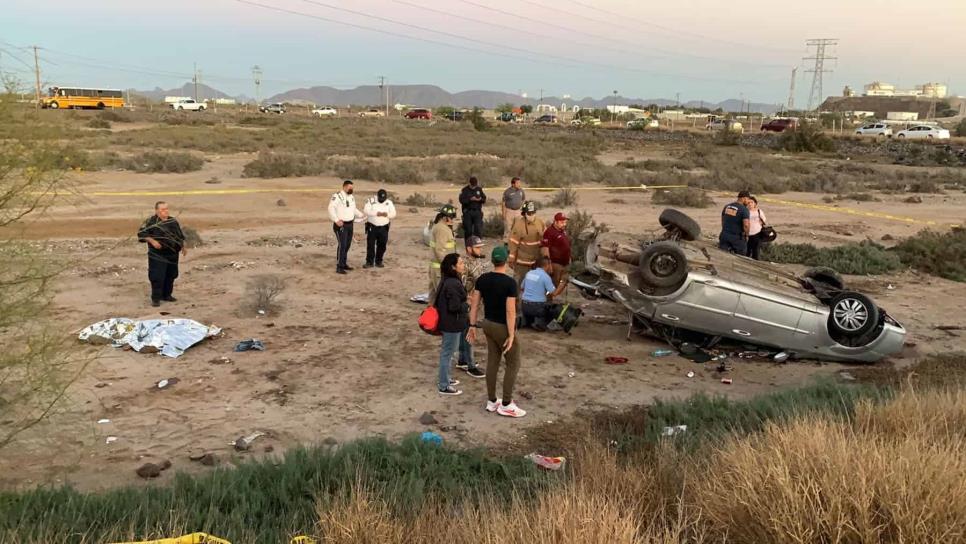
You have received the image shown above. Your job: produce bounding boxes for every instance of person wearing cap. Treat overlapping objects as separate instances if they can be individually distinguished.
[541,212,571,295]
[501,177,526,241]
[363,188,397,268]
[719,190,752,255]
[459,176,487,240]
[508,200,546,289]
[428,204,458,301]
[327,180,366,274]
[520,256,566,331]
[454,235,490,378]
[467,245,527,418]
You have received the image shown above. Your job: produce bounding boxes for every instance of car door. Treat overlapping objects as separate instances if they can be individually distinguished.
[733,285,809,348]
[652,276,741,337]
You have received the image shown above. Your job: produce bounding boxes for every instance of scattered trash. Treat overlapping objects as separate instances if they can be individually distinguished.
[233,431,265,451]
[78,318,221,358]
[679,343,699,356]
[105,436,117,444]
[410,293,430,304]
[567,371,576,378]
[234,339,265,352]
[887,284,895,290]
[525,453,566,471]
[605,356,629,365]
[97,418,111,424]
[209,356,233,365]
[662,425,688,437]
[108,533,231,544]
[686,371,695,378]
[135,459,171,479]
[652,349,675,357]
[721,378,733,385]
[773,352,790,363]
[257,310,266,316]
[155,377,180,390]
[421,431,443,445]
[291,536,317,544]
[418,412,438,425]
[839,371,856,381]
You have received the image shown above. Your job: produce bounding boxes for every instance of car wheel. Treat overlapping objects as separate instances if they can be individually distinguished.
[658,208,701,241]
[828,291,879,339]
[49,101,59,109]
[897,134,905,139]
[638,241,688,289]
[804,267,844,290]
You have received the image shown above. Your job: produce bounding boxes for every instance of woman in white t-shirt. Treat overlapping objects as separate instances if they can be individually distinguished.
[746,196,767,260]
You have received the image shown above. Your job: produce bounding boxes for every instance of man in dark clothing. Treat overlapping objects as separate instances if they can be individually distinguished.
[541,212,571,295]
[719,190,752,255]
[459,176,487,240]
[137,201,187,307]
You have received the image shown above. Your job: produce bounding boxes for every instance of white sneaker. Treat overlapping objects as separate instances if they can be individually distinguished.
[496,401,527,418]
[485,399,502,413]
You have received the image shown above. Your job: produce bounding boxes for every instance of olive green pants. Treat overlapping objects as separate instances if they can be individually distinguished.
[481,320,522,402]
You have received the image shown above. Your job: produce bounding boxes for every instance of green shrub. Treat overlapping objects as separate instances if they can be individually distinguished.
[98,110,129,123]
[403,192,442,208]
[482,209,505,237]
[242,151,326,178]
[714,128,741,146]
[892,228,966,282]
[329,157,428,184]
[469,107,488,132]
[548,188,578,207]
[567,209,608,265]
[955,119,966,138]
[835,192,878,202]
[779,121,835,153]
[123,151,204,173]
[762,240,902,275]
[160,114,215,126]
[86,117,111,129]
[652,187,714,208]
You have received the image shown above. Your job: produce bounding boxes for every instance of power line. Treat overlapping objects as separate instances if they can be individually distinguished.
[804,38,837,112]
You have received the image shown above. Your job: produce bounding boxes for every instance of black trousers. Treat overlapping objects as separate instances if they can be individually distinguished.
[521,301,549,330]
[147,253,179,302]
[333,222,353,271]
[463,210,483,239]
[718,233,747,255]
[747,233,763,260]
[365,224,390,265]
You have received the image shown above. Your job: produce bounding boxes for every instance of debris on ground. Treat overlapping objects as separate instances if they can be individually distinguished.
[420,431,443,445]
[686,371,695,378]
[105,436,118,444]
[135,459,172,479]
[97,419,110,424]
[209,356,233,365]
[234,339,265,352]
[155,377,180,390]
[233,431,265,451]
[721,378,733,385]
[107,532,231,544]
[410,293,430,304]
[652,349,674,357]
[519,390,534,400]
[839,371,856,381]
[188,452,218,466]
[418,412,438,425]
[662,425,688,437]
[525,453,566,471]
[78,318,221,358]
[604,356,629,365]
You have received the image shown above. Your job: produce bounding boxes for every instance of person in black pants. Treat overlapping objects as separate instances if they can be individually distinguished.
[459,176,487,240]
[718,190,751,255]
[137,201,187,307]
[327,180,365,274]
[363,188,397,268]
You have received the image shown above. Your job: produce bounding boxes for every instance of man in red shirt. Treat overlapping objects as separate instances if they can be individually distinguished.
[541,212,571,296]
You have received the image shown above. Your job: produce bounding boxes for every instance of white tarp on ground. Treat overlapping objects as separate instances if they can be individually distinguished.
[78,318,221,358]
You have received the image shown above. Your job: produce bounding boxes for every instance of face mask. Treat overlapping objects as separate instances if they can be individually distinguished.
[346,188,354,195]
[377,191,387,203]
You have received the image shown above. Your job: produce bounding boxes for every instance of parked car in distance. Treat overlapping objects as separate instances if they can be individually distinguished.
[405,108,432,120]
[497,112,518,123]
[170,98,206,111]
[534,114,558,124]
[854,123,893,138]
[259,103,285,114]
[760,118,797,133]
[445,110,466,121]
[571,117,601,127]
[626,117,659,130]
[312,106,338,117]
[895,125,950,140]
[706,119,743,133]
[358,108,385,118]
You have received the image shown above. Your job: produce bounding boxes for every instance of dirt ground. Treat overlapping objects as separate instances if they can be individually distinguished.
[2,150,965,492]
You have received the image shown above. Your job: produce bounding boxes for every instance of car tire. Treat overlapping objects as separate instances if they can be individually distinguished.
[658,208,701,241]
[898,134,905,139]
[638,241,688,289]
[828,291,879,339]
[49,101,59,109]
[804,267,844,290]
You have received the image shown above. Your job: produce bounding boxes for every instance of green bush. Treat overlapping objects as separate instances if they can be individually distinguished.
[835,192,878,202]
[762,240,902,275]
[892,228,966,282]
[329,157,428,184]
[403,192,442,208]
[567,209,608,265]
[469,107,488,132]
[714,128,741,146]
[956,119,966,138]
[86,117,111,129]
[242,151,326,178]
[98,110,129,123]
[652,187,714,208]
[123,151,204,173]
[548,188,578,207]
[778,121,835,153]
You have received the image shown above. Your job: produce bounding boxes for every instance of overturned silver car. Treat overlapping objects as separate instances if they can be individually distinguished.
[572,209,905,363]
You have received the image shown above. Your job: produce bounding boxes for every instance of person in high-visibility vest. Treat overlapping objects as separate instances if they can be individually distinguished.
[429,204,458,302]
[507,200,546,289]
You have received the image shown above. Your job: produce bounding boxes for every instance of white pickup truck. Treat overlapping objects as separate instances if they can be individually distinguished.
[170,98,207,111]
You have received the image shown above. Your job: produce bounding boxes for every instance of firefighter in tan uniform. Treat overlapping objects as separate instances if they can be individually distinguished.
[507,200,545,288]
[428,204,458,301]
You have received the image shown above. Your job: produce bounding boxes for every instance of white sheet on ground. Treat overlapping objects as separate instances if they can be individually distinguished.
[78,318,221,358]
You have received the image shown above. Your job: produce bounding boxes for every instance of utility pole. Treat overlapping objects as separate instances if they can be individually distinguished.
[676,92,681,107]
[803,38,838,112]
[192,62,199,102]
[612,89,618,125]
[33,46,41,109]
[787,67,797,112]
[378,75,388,117]
[252,65,262,105]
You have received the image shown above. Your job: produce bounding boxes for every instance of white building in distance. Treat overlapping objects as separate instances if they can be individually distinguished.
[862,81,947,98]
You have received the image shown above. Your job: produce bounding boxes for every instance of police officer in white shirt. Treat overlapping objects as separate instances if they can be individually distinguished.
[363,188,397,268]
[327,180,365,274]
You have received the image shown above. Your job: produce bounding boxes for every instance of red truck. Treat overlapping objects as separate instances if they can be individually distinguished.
[405,108,432,120]
[760,118,798,133]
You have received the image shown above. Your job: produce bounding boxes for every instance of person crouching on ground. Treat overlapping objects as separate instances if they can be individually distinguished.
[520,257,566,331]
[468,246,527,418]
[436,253,469,396]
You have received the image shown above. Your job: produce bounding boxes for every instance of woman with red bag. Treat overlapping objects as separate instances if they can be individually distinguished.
[436,253,469,396]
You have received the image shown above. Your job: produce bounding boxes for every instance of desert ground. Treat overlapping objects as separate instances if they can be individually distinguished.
[1,113,965,492]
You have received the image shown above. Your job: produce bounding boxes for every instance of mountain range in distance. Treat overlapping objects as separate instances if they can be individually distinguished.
[133,82,782,115]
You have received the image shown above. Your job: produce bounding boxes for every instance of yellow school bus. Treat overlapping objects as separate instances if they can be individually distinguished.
[41,86,125,109]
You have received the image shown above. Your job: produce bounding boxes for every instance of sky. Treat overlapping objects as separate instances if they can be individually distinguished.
[1,0,964,105]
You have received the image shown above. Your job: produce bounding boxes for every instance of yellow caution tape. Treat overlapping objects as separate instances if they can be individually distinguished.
[109,532,231,544]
